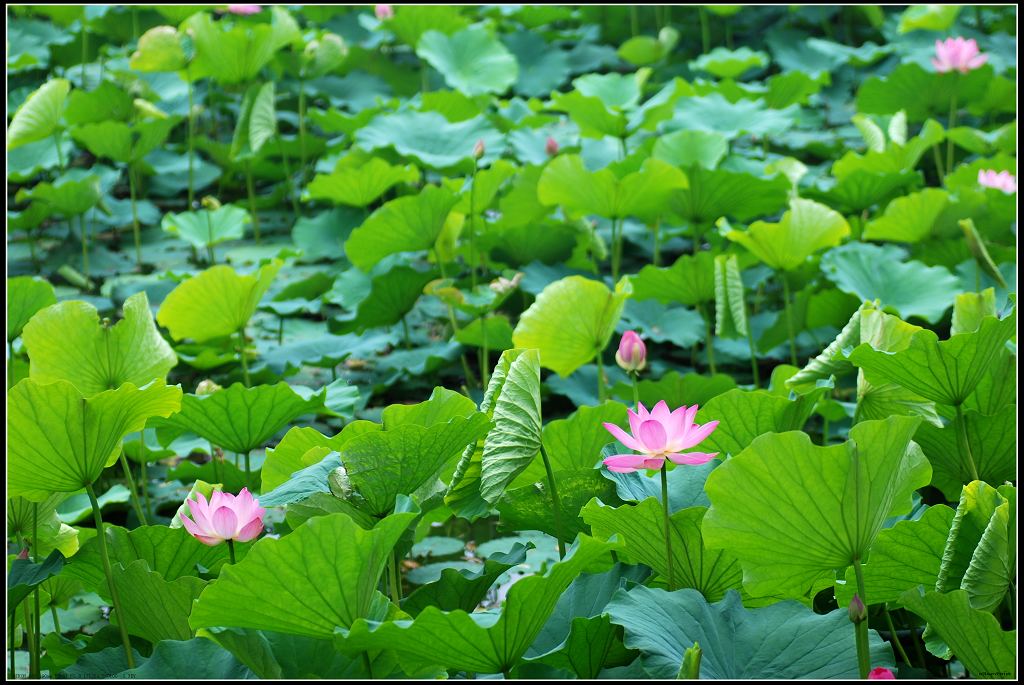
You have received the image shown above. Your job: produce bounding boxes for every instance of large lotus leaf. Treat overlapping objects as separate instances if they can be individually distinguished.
[343,186,458,271]
[158,382,326,455]
[703,416,931,600]
[341,414,492,516]
[334,266,435,333]
[7,550,64,611]
[157,260,282,342]
[666,93,797,140]
[809,169,921,214]
[337,535,619,675]
[7,78,69,150]
[306,158,420,208]
[386,5,468,47]
[22,291,176,396]
[504,30,571,97]
[835,504,955,609]
[652,129,728,170]
[402,544,529,617]
[498,468,620,542]
[63,81,135,126]
[857,63,993,121]
[898,4,961,32]
[513,402,626,485]
[787,302,869,389]
[845,306,1016,406]
[901,588,1016,679]
[190,511,416,638]
[821,242,961,324]
[695,387,825,457]
[70,118,178,164]
[714,254,748,338]
[513,276,631,377]
[629,251,715,306]
[726,198,849,272]
[8,379,182,499]
[7,276,56,342]
[606,587,893,679]
[862,188,950,243]
[690,46,769,79]
[382,386,479,429]
[416,27,518,96]
[63,523,227,597]
[671,166,790,224]
[112,560,206,643]
[584,500,741,602]
[184,11,284,85]
[549,90,627,139]
[355,111,503,170]
[161,205,250,250]
[914,405,1016,500]
[603,459,718,514]
[113,638,249,680]
[129,25,186,72]
[15,173,101,217]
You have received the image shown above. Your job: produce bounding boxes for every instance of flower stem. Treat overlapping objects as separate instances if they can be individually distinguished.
[237,327,250,387]
[246,164,261,245]
[697,302,717,375]
[946,81,958,175]
[50,604,62,635]
[80,214,90,277]
[595,353,607,403]
[883,604,912,665]
[479,315,490,389]
[780,271,798,367]
[186,71,194,209]
[9,610,17,677]
[118,449,147,525]
[86,483,136,669]
[698,6,711,53]
[660,464,676,590]
[469,165,478,289]
[227,539,236,565]
[652,219,661,267]
[853,558,870,680]
[540,446,567,559]
[389,551,403,603]
[954,403,980,482]
[128,163,142,268]
[244,451,252,487]
[31,503,40,679]
[630,371,640,410]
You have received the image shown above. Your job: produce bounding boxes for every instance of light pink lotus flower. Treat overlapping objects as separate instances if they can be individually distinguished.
[226,5,262,15]
[978,169,1016,193]
[473,139,485,159]
[932,37,987,73]
[602,401,719,473]
[545,136,559,156]
[375,4,394,20]
[868,667,896,680]
[615,330,647,372]
[181,488,265,546]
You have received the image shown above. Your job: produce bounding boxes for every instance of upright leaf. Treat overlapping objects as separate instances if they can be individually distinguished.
[7,78,70,150]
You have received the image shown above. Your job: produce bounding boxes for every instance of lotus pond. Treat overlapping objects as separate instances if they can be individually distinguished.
[5,3,1018,681]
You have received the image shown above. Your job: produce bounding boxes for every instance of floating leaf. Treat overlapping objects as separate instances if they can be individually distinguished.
[862,188,949,243]
[306,158,420,208]
[690,47,769,80]
[725,198,850,272]
[161,205,251,251]
[417,27,518,96]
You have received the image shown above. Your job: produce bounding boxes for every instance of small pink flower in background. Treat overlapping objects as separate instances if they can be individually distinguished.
[226,5,262,15]
[473,139,486,159]
[602,401,719,473]
[375,4,394,20]
[545,136,559,156]
[182,488,265,546]
[17,548,29,560]
[868,667,896,680]
[931,37,987,73]
[978,169,1016,193]
[615,330,647,373]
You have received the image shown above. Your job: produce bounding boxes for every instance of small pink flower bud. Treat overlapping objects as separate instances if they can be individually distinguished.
[226,5,262,15]
[473,139,485,159]
[848,594,867,624]
[978,169,1016,193]
[615,330,647,373]
[869,667,896,680]
[545,136,559,156]
[17,548,30,560]
[374,4,394,20]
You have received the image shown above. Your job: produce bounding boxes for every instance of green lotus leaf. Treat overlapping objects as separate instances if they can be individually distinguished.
[714,254,748,339]
[898,4,961,33]
[652,129,728,169]
[726,198,850,272]
[856,63,992,121]
[190,511,416,638]
[549,90,627,139]
[161,205,250,251]
[113,638,249,680]
[703,415,930,600]
[503,30,572,96]
[64,81,135,126]
[499,469,620,542]
[355,110,503,170]
[111,559,206,643]
[862,188,950,243]
[402,544,529,617]
[573,69,649,111]
[157,260,282,342]
[15,172,101,217]
[306,158,420,208]
[70,118,179,164]
[672,166,790,225]
[7,276,56,342]
[695,387,825,457]
[7,78,69,150]
[8,380,182,499]
[129,26,186,72]
[606,587,894,679]
[334,266,435,333]
[8,550,65,611]
[513,276,631,377]
[666,93,797,140]
[629,251,716,306]
[690,46,769,80]
[416,27,518,96]
[22,291,176,395]
[385,5,468,47]
[185,11,285,85]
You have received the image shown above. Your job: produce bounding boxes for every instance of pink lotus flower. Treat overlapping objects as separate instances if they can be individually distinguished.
[181,488,265,546]
[978,169,1016,193]
[869,667,896,680]
[602,401,719,473]
[375,4,394,20]
[615,330,647,372]
[226,5,262,15]
[545,136,559,156]
[473,139,485,159]
[932,37,987,73]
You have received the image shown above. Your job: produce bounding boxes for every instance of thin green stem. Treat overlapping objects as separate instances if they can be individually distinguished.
[80,213,90,277]
[595,353,607,403]
[611,217,622,281]
[128,163,142,267]
[630,371,640,410]
[298,75,307,176]
[244,451,252,486]
[237,327,251,387]
[883,605,912,665]
[746,327,760,388]
[205,210,216,264]
[540,446,567,560]
[698,6,711,53]
[210,442,221,484]
[22,602,35,680]
[277,139,301,224]
[50,604,61,635]
[630,6,639,36]
[469,165,478,288]
[277,315,284,345]
[10,610,17,678]
[780,271,798,367]
[853,559,870,680]
[652,219,661,267]
[401,315,411,350]
[118,450,147,526]
[53,132,65,171]
[388,551,402,604]
[186,72,195,209]
[227,539,236,565]
[946,82,958,175]
[140,450,152,521]
[697,303,717,375]
[660,464,676,591]
[931,143,945,182]
[246,164,261,245]
[954,403,980,481]
[480,315,490,389]
[86,483,136,668]
[31,503,41,679]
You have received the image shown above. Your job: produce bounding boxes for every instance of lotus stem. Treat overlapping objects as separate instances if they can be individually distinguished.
[652,219,661,267]
[595,353,607,403]
[227,539,236,565]
[118,449,148,525]
[697,302,717,375]
[244,451,252,485]
[50,604,61,635]
[660,464,677,591]
[479,315,490,389]
[698,6,711,53]
[631,371,640,410]
[610,217,622,281]
[277,139,301,224]
[746,327,760,388]
[469,163,478,289]
[946,83,958,175]
[22,601,36,680]
[401,315,411,349]
[79,214,89,277]
[883,605,912,665]
[931,143,945,182]
[780,271,798,367]
[31,503,40,679]
[237,327,251,387]
[389,551,403,603]
[205,210,216,264]
[86,483,136,668]
[853,558,870,679]
[53,132,65,172]
[298,75,307,177]
[10,611,17,677]
[954,403,980,482]
[246,164,260,244]
[630,6,639,36]
[540,446,567,560]
[128,162,142,267]
[186,72,195,209]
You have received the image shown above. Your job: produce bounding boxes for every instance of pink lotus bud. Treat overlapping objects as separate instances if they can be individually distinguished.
[226,5,262,15]
[615,330,647,373]
[195,379,223,395]
[473,139,485,159]
[869,667,896,680]
[17,548,29,560]
[978,169,1016,193]
[848,594,867,623]
[181,488,266,546]
[602,401,719,473]
[374,4,394,20]
[932,37,988,73]
[545,136,559,156]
